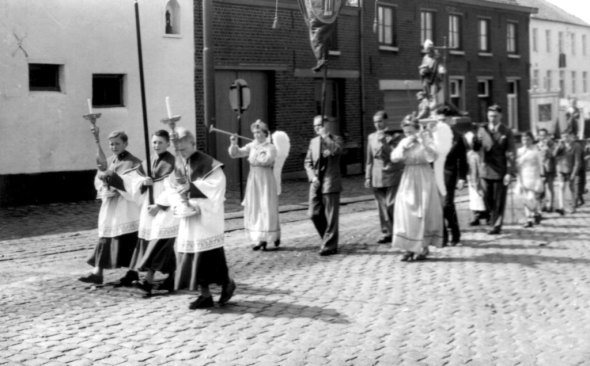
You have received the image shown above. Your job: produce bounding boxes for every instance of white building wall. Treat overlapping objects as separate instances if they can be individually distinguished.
[0,0,195,175]
[530,18,590,102]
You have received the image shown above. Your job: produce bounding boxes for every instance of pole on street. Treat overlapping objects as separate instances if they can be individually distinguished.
[203,0,216,155]
[134,0,154,204]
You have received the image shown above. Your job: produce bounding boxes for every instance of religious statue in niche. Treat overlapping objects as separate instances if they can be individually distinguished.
[165,10,173,34]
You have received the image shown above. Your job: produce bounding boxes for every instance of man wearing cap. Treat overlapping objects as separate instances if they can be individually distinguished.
[473,104,516,235]
[365,111,404,244]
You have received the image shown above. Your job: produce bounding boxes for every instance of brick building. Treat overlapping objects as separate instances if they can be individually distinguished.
[195,0,536,190]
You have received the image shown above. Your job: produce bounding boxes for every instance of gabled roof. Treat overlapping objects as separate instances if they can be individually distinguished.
[516,0,590,27]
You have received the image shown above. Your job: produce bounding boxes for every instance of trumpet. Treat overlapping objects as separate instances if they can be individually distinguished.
[209,124,253,142]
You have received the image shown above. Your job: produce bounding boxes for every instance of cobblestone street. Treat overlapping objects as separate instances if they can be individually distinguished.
[1,183,589,365]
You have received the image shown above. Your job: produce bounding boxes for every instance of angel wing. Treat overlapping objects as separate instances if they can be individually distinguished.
[271,131,291,195]
[431,122,453,196]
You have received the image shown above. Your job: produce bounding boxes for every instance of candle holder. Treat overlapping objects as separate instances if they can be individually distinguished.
[83,112,117,199]
[161,115,198,218]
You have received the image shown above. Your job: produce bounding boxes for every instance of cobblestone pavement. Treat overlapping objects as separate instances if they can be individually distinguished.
[1,180,589,365]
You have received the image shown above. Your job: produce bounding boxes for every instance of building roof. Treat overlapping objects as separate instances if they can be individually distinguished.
[516,0,590,27]
[449,0,537,13]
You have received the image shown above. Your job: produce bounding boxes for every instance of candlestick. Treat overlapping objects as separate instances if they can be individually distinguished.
[87,98,93,114]
[165,96,172,119]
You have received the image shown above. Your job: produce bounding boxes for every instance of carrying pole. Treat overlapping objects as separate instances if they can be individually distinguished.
[134,0,154,204]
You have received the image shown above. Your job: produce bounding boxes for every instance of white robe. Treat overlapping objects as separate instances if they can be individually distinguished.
[430,122,453,197]
[95,173,140,238]
[174,167,226,253]
[123,170,179,241]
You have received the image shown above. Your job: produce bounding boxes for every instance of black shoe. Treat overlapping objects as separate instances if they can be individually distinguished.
[541,207,548,212]
[400,252,414,262]
[274,239,281,248]
[319,248,337,256]
[219,279,236,306]
[252,242,267,251]
[78,273,103,285]
[488,227,501,235]
[555,209,565,216]
[115,270,139,287]
[156,274,175,293]
[534,214,542,224]
[469,219,480,226]
[377,235,392,244]
[134,280,153,298]
[523,221,533,228]
[188,295,214,310]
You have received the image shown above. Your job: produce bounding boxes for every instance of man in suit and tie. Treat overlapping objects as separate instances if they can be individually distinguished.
[473,104,516,235]
[304,115,344,256]
[364,111,404,244]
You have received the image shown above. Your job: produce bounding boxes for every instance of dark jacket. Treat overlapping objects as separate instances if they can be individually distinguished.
[304,134,343,194]
[444,126,468,181]
[365,131,404,188]
[473,123,516,180]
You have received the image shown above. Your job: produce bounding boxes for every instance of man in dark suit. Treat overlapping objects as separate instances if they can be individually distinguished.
[473,104,516,235]
[435,108,468,246]
[365,111,404,244]
[304,115,344,256]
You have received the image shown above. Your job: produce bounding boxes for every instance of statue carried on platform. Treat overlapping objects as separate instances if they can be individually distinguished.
[418,39,446,114]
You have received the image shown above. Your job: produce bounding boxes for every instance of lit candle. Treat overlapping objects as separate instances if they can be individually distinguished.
[165,96,172,119]
[87,98,93,114]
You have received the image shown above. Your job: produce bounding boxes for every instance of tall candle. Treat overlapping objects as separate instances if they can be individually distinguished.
[87,98,93,114]
[165,96,172,118]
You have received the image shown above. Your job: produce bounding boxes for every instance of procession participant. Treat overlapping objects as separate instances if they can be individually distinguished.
[554,131,581,215]
[304,115,344,256]
[391,115,443,261]
[434,107,468,247]
[537,128,556,213]
[79,129,141,285]
[464,131,487,226]
[228,120,280,251]
[170,127,236,309]
[364,111,404,244]
[516,131,544,228]
[572,136,586,207]
[472,104,516,235]
[124,130,178,297]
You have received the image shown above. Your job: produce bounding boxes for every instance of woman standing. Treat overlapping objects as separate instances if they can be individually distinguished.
[516,131,544,227]
[229,120,280,251]
[391,116,443,261]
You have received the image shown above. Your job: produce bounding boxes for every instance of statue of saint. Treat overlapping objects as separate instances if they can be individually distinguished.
[418,39,446,109]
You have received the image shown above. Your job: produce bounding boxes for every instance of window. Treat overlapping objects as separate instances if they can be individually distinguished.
[345,0,360,6]
[572,71,576,94]
[559,70,565,98]
[377,4,397,49]
[92,74,125,107]
[571,33,576,55]
[558,31,564,53]
[420,11,435,45]
[507,80,519,130]
[448,15,462,50]
[328,21,339,54]
[449,78,464,110]
[478,80,490,97]
[532,69,539,89]
[532,28,538,52]
[583,72,588,93]
[546,70,552,91]
[583,34,587,56]
[477,79,493,121]
[507,22,517,54]
[478,19,491,52]
[546,30,551,52]
[165,0,180,35]
[29,64,62,92]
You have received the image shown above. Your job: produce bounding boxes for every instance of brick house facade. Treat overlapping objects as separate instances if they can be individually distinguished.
[194,0,535,189]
